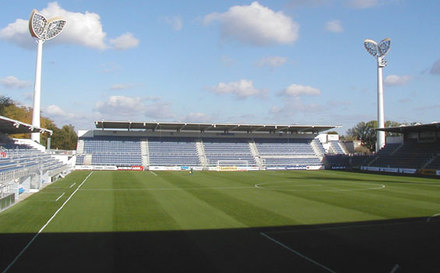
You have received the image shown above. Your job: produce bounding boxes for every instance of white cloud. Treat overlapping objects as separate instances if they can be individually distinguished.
[346,0,379,9]
[95,96,175,120]
[182,112,213,123]
[0,2,138,50]
[44,104,74,118]
[269,97,323,118]
[210,79,263,99]
[110,83,135,90]
[0,76,31,89]
[95,96,146,117]
[203,2,299,46]
[325,20,343,33]
[384,75,411,86]
[164,16,183,31]
[256,56,288,67]
[282,84,321,97]
[0,19,31,48]
[42,104,91,129]
[144,101,175,119]
[109,33,139,50]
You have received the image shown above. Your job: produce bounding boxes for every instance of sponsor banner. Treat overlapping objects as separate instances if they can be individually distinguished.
[362,166,380,172]
[117,166,144,171]
[75,165,117,171]
[307,165,323,170]
[286,166,307,170]
[381,167,398,173]
[399,168,416,174]
[219,166,238,171]
[266,167,287,170]
[181,166,190,170]
[149,166,181,171]
[417,169,437,176]
[437,170,440,176]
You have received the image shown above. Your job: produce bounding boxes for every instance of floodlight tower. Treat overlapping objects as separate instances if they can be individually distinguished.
[364,38,391,152]
[29,9,66,143]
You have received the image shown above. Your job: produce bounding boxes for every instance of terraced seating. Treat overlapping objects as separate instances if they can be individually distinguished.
[203,138,256,166]
[147,137,199,166]
[81,136,142,166]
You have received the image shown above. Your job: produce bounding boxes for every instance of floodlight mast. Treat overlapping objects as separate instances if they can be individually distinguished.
[364,38,390,152]
[29,9,66,143]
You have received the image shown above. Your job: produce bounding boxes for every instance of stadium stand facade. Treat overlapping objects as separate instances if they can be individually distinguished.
[0,116,70,211]
[76,121,339,171]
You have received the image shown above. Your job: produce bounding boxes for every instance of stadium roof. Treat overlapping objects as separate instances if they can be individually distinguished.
[377,122,440,134]
[0,116,52,135]
[94,121,338,134]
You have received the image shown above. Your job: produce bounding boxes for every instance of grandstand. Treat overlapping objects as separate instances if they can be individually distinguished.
[325,122,440,176]
[0,116,70,211]
[76,121,338,171]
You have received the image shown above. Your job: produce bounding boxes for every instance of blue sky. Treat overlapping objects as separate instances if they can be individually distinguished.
[0,0,439,134]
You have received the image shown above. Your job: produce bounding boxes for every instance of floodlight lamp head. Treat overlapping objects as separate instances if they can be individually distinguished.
[364,39,378,57]
[29,9,66,41]
[364,38,391,58]
[378,38,391,57]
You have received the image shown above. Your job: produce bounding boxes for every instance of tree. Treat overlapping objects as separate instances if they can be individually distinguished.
[0,97,77,150]
[0,96,14,115]
[51,124,77,150]
[346,120,403,152]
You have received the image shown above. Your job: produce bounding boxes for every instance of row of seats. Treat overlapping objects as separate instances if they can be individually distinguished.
[325,141,440,170]
[78,136,324,167]
[0,143,65,175]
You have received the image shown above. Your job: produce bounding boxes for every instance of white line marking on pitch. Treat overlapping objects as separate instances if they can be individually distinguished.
[80,185,254,191]
[260,232,337,273]
[390,264,400,273]
[2,171,94,273]
[426,212,440,223]
[150,171,158,176]
[69,182,76,188]
[55,192,65,202]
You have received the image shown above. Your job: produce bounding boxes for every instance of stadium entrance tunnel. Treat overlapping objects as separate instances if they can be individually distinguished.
[1,217,440,273]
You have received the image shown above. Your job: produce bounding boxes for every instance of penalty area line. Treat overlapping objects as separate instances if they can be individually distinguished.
[260,232,336,273]
[150,171,158,176]
[1,171,94,273]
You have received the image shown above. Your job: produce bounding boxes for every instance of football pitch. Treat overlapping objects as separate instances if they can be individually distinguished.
[1,170,440,272]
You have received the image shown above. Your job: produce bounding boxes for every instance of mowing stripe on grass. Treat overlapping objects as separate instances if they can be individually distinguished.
[162,172,299,227]
[2,171,94,273]
[260,232,336,273]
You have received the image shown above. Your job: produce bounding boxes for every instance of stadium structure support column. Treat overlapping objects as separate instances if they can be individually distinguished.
[29,9,66,143]
[364,38,391,152]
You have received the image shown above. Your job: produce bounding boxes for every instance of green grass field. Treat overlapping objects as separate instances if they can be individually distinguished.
[1,170,440,272]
